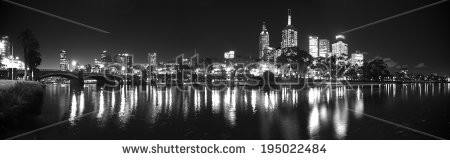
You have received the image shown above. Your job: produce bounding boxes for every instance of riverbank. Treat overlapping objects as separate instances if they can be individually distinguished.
[0,80,45,138]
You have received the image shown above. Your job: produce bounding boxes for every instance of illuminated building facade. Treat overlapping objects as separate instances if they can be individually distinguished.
[332,34,348,56]
[259,22,270,59]
[59,50,69,71]
[281,9,298,49]
[308,36,319,58]
[148,52,157,66]
[350,51,364,66]
[100,50,109,63]
[124,53,133,70]
[0,36,11,56]
[319,39,330,57]
[263,47,275,61]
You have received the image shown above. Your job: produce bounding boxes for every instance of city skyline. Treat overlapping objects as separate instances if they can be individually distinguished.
[0,0,448,75]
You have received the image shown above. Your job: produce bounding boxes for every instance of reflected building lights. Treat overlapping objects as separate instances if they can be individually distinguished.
[291,89,298,106]
[333,97,348,139]
[212,90,220,113]
[111,89,116,109]
[354,87,364,119]
[194,89,201,111]
[251,90,257,113]
[97,91,104,118]
[204,87,208,107]
[78,91,85,115]
[227,88,237,126]
[119,87,126,115]
[308,104,320,139]
[69,93,77,122]
[308,88,321,105]
[319,104,328,124]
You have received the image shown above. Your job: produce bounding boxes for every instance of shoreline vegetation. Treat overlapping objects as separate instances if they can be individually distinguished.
[0,80,45,138]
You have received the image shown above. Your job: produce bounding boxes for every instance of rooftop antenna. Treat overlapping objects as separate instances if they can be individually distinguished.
[287,9,292,25]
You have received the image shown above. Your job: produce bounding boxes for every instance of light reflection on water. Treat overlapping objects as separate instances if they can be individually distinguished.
[37,83,450,139]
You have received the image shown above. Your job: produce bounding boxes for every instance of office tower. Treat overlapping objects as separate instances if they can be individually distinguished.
[309,36,319,58]
[59,50,69,71]
[281,9,298,49]
[319,39,330,57]
[332,34,348,56]
[259,22,270,59]
[0,36,11,56]
[350,51,364,66]
[148,52,157,66]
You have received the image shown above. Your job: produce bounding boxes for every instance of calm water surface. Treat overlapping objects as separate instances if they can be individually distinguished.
[20,83,450,139]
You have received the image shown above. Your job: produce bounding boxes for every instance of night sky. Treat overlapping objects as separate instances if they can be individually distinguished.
[1,0,449,75]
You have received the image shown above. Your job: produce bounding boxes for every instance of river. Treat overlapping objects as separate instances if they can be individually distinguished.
[15,83,450,139]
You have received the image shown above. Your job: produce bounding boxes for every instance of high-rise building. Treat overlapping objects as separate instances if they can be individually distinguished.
[281,9,298,49]
[148,52,157,66]
[308,36,319,58]
[123,53,133,68]
[259,22,270,59]
[319,39,330,57]
[263,47,275,61]
[350,51,364,66]
[100,50,109,63]
[59,50,69,71]
[0,36,11,56]
[332,34,348,57]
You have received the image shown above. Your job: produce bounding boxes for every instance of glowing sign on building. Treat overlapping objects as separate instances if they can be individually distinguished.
[224,51,235,59]
[308,36,319,58]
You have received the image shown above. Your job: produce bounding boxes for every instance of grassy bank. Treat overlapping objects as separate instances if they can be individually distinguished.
[0,80,45,138]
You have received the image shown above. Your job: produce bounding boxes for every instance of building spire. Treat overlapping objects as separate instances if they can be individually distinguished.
[287,9,291,26]
[262,21,266,31]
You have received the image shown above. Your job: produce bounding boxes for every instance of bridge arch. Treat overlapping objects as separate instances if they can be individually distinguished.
[37,72,78,81]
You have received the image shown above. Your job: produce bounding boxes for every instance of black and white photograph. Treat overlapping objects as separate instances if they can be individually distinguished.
[0,0,449,159]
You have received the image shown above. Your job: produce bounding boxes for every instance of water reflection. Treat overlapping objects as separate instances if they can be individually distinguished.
[37,83,450,139]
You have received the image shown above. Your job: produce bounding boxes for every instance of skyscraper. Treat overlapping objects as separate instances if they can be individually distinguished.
[281,9,298,49]
[308,36,319,58]
[59,50,69,71]
[0,36,11,56]
[350,51,364,66]
[259,22,270,59]
[124,53,133,71]
[148,52,157,66]
[332,34,348,56]
[100,50,108,63]
[319,39,330,57]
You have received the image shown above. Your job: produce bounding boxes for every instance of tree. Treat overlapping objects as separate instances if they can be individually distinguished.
[18,29,41,80]
[311,55,349,80]
[276,47,313,78]
[0,54,4,69]
[361,59,390,81]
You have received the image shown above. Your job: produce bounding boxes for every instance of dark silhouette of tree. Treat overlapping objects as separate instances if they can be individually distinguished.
[344,64,362,80]
[276,47,313,78]
[311,55,349,79]
[0,54,4,68]
[18,29,41,80]
[362,59,390,81]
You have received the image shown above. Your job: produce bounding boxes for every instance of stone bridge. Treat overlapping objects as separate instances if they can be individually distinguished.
[37,69,126,86]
